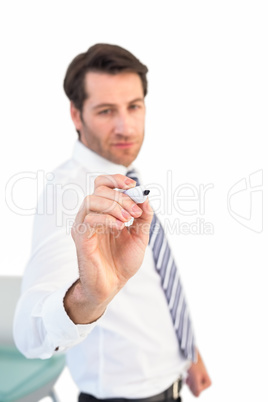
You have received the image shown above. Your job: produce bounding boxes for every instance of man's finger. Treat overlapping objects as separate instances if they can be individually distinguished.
[74,195,139,226]
[94,186,143,218]
[72,212,125,240]
[94,174,136,191]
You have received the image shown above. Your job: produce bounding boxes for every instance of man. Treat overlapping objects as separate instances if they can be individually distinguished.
[14,43,211,401]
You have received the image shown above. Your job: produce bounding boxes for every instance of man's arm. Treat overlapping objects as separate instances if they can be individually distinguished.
[13,228,84,359]
[186,348,212,396]
[14,174,152,358]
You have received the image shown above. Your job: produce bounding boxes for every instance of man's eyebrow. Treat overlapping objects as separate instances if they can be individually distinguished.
[128,97,144,104]
[92,103,114,110]
[92,98,144,110]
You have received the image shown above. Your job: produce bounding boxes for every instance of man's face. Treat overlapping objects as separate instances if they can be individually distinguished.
[72,71,146,167]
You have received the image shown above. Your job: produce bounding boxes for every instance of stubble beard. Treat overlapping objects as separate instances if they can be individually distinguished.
[105,140,143,167]
[81,122,144,167]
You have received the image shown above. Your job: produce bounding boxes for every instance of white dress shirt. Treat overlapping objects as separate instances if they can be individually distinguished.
[14,140,191,398]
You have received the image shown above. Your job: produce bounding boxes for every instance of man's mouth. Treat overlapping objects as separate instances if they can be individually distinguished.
[112,142,135,149]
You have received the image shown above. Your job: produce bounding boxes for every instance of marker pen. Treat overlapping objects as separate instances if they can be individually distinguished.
[116,186,150,227]
[122,185,150,204]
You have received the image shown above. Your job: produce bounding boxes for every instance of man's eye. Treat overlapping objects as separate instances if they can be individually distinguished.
[99,109,111,115]
[129,104,139,110]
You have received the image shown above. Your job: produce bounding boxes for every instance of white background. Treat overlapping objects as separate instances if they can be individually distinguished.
[1,1,267,401]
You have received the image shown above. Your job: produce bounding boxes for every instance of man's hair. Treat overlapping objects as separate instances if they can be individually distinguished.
[63,43,148,113]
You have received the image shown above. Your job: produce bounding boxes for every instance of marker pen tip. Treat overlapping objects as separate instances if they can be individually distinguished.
[143,190,150,196]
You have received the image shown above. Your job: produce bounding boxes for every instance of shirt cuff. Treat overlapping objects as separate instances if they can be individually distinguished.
[41,280,99,352]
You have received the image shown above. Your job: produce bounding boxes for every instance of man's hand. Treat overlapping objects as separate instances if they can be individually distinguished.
[64,174,153,324]
[186,349,212,397]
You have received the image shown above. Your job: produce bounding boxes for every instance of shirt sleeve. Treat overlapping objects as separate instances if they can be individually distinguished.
[13,182,100,359]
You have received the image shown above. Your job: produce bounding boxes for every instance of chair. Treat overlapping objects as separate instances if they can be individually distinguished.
[0,276,66,402]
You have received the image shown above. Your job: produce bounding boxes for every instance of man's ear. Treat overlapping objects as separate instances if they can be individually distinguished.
[70,102,83,131]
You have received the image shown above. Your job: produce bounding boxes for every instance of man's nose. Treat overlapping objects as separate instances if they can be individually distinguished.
[114,111,134,136]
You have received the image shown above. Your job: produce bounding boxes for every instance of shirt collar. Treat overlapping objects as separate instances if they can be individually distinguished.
[72,140,132,176]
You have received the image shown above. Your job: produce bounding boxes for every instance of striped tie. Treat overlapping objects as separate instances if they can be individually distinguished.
[127,169,196,362]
